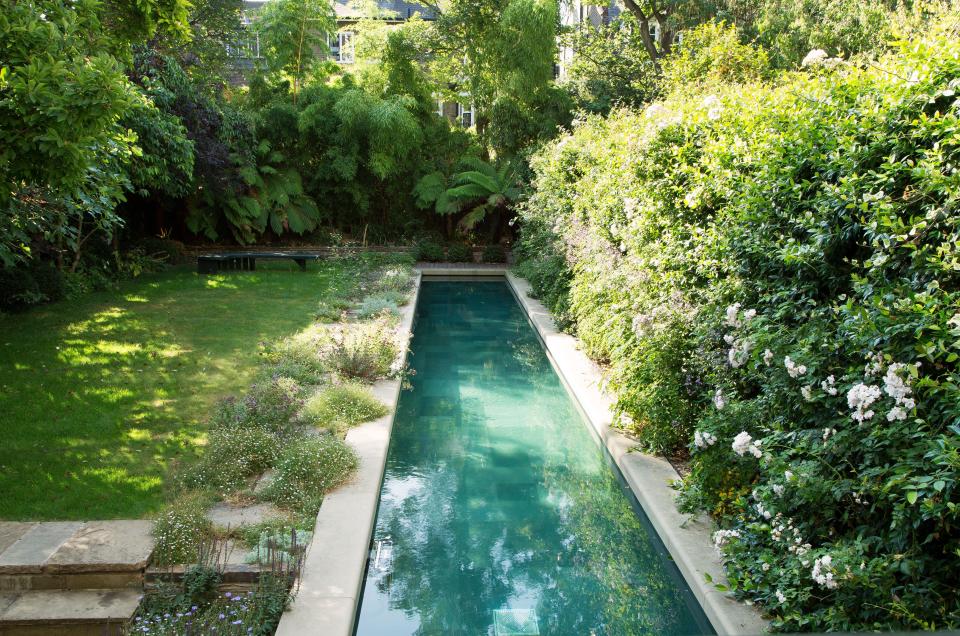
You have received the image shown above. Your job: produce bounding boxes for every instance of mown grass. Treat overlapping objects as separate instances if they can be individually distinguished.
[0,261,360,520]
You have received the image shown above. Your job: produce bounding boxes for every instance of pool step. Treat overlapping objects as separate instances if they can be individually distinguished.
[0,589,140,635]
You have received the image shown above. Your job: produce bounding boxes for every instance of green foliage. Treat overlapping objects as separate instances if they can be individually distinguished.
[323,321,399,380]
[260,435,359,514]
[661,21,770,92]
[417,158,522,232]
[121,92,195,197]
[517,25,960,631]
[558,13,658,114]
[446,243,473,263]
[414,239,445,262]
[299,382,388,433]
[481,244,507,263]
[183,423,283,493]
[739,0,894,69]
[152,492,213,566]
[254,0,335,98]
[355,293,403,319]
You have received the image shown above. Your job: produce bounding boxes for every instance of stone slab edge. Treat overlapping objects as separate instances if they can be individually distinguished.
[275,271,422,636]
[419,266,508,276]
[505,271,769,636]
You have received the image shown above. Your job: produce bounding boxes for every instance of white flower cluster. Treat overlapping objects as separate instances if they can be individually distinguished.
[732,431,762,458]
[694,430,718,449]
[755,501,772,520]
[801,385,813,401]
[801,49,829,67]
[724,303,756,329]
[784,356,807,378]
[811,555,839,589]
[770,513,811,557]
[883,362,916,421]
[713,388,726,410]
[763,349,774,366]
[712,528,741,551]
[823,427,837,441]
[820,374,838,396]
[727,338,753,368]
[775,590,787,604]
[703,95,724,121]
[847,382,882,423]
[772,483,785,497]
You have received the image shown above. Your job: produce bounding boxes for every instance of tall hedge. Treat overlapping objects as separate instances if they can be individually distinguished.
[516,25,960,632]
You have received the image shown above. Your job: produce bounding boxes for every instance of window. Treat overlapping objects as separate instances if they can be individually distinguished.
[226,27,260,59]
[649,21,660,44]
[436,98,444,117]
[457,103,474,128]
[331,31,355,63]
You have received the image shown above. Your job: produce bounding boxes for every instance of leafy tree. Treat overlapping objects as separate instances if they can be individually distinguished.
[660,20,770,92]
[0,0,137,204]
[150,0,246,90]
[558,13,658,114]
[254,0,335,102]
[423,0,563,155]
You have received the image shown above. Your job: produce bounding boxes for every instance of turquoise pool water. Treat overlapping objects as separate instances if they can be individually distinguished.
[354,281,713,636]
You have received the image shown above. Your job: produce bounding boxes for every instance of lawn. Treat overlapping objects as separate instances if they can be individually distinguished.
[0,261,355,520]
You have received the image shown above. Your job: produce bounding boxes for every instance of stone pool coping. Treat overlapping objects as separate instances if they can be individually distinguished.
[505,271,770,636]
[274,271,422,636]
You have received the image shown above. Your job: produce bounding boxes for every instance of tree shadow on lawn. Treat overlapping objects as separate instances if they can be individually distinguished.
[0,264,339,520]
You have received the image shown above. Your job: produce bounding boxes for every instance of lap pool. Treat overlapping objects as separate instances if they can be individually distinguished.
[354,280,713,636]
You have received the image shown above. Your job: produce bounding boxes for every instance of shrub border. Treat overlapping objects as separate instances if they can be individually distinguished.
[274,272,422,636]
[504,271,770,636]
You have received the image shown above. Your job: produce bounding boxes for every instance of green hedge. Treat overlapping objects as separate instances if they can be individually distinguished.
[516,25,960,632]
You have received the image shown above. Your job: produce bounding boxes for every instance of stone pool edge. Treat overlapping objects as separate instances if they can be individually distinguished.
[504,271,770,636]
[275,271,422,636]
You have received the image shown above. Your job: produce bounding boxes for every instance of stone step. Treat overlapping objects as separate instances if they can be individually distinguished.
[0,589,140,635]
[0,521,153,592]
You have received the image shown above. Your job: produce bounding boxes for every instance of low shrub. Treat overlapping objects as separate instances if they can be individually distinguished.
[260,435,359,515]
[243,377,306,433]
[182,425,282,493]
[323,321,398,380]
[446,243,473,263]
[152,492,212,566]
[371,266,413,295]
[29,261,67,302]
[243,528,312,566]
[259,328,329,384]
[0,267,41,311]
[137,237,187,265]
[354,295,400,320]
[134,578,292,636]
[481,244,507,263]
[414,240,444,262]
[299,382,388,433]
[315,296,351,322]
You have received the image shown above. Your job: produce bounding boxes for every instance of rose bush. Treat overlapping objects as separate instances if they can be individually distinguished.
[516,21,960,632]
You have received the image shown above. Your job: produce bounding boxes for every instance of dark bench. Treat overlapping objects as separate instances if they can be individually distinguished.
[197,252,323,274]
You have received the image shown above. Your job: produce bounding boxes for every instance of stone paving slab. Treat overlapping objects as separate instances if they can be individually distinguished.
[0,589,141,624]
[206,502,282,529]
[0,523,84,575]
[0,524,35,557]
[45,521,153,574]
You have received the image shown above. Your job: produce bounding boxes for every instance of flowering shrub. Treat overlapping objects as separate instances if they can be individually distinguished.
[152,493,212,566]
[516,21,960,632]
[133,585,290,636]
[323,320,400,380]
[260,435,358,515]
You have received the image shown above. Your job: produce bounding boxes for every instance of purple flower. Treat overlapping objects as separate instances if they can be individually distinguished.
[219,613,226,620]
[225,592,233,598]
